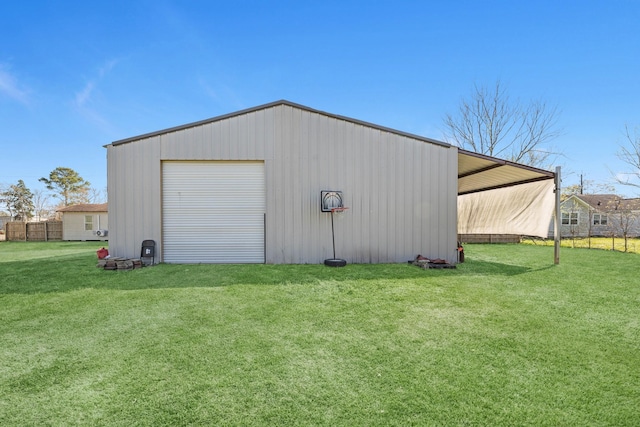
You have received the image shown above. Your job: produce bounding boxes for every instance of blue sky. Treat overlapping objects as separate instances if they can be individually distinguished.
[1,0,639,200]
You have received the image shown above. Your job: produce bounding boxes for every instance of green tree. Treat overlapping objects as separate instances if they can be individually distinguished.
[39,167,91,206]
[0,180,35,221]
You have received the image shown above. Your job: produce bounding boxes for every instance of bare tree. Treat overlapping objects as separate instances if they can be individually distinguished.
[32,189,52,221]
[562,174,616,199]
[615,124,640,190]
[607,199,639,252]
[444,81,561,168]
[586,207,595,249]
[86,187,107,204]
[567,209,580,248]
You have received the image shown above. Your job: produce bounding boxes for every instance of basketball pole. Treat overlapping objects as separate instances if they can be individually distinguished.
[324,206,348,267]
[331,209,337,259]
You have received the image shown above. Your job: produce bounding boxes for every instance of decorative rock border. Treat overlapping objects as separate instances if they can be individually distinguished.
[409,255,456,269]
[97,258,144,270]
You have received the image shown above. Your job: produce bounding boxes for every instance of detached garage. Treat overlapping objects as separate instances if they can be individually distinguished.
[106,100,556,264]
[106,100,459,264]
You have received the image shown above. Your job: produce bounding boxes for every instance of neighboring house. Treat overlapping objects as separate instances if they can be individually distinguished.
[57,203,108,241]
[106,100,555,264]
[0,215,10,240]
[0,215,11,229]
[551,194,640,238]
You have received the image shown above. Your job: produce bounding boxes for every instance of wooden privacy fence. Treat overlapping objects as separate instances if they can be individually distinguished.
[4,221,63,241]
[458,234,522,244]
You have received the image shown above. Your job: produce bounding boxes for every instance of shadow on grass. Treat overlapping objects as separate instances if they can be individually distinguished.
[0,252,541,295]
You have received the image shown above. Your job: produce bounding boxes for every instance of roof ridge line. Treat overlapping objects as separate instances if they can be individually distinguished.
[108,100,450,148]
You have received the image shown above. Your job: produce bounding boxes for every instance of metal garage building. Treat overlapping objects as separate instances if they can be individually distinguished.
[106,100,555,264]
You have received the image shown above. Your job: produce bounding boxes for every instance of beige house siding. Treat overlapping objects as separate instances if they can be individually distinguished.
[549,196,640,238]
[62,211,108,241]
[107,102,458,264]
[556,197,593,237]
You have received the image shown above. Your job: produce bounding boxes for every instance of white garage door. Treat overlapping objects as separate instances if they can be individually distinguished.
[162,161,265,263]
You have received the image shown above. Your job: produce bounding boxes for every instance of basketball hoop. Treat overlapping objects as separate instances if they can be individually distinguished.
[331,206,349,216]
[321,191,344,212]
[320,190,348,267]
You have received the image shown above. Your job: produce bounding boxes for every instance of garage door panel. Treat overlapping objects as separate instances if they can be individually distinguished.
[162,161,265,263]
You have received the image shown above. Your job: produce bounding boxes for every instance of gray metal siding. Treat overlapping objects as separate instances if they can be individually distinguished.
[107,103,458,264]
[107,137,162,262]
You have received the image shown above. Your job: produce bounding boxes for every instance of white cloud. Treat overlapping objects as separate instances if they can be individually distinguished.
[198,77,219,101]
[0,64,30,105]
[198,77,245,111]
[75,60,118,107]
[75,81,95,107]
[615,172,639,185]
[73,58,120,130]
[99,59,118,78]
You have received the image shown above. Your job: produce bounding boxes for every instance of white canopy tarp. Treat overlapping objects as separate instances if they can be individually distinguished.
[458,179,555,237]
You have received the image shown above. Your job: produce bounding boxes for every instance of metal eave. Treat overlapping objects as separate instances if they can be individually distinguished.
[457,149,555,195]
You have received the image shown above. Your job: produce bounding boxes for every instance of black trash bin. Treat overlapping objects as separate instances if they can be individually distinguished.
[141,240,156,266]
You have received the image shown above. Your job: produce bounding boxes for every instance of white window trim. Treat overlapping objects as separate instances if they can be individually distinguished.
[562,212,578,225]
[593,213,608,226]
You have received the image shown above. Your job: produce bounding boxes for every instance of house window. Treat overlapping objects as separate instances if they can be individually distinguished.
[562,212,578,225]
[593,214,608,226]
[85,215,93,231]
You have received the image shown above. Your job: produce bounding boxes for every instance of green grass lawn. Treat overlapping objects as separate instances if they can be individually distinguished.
[1,242,638,426]
[522,236,640,254]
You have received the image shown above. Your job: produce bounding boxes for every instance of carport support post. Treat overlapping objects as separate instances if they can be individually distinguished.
[554,166,561,265]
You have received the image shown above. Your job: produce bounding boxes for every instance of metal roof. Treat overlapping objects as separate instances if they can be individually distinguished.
[110,100,451,149]
[109,100,556,195]
[458,149,555,195]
